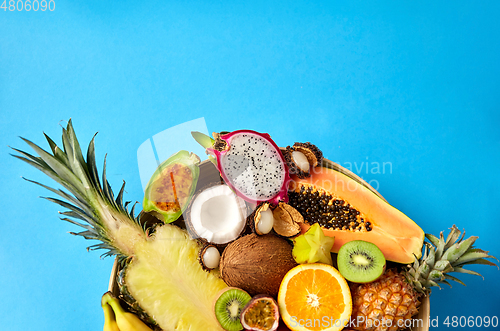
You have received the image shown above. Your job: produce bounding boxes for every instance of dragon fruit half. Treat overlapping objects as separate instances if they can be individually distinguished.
[206,130,290,205]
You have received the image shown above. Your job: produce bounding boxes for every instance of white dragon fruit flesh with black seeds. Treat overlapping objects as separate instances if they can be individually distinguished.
[207,130,290,205]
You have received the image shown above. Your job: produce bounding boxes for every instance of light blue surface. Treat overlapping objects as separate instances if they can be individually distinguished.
[1,1,499,330]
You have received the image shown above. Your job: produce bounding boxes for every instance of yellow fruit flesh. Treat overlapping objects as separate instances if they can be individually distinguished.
[125,225,228,331]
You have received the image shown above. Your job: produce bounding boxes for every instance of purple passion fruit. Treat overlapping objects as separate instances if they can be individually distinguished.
[241,295,280,331]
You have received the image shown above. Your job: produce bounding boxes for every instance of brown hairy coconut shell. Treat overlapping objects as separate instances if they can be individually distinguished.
[219,234,297,297]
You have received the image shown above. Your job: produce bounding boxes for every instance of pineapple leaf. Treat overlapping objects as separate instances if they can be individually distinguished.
[70,230,99,240]
[87,242,113,252]
[129,202,138,220]
[424,243,436,269]
[436,279,452,288]
[444,225,461,250]
[441,236,478,263]
[13,120,147,258]
[412,267,421,282]
[23,177,94,217]
[115,181,126,213]
[407,266,417,279]
[435,231,446,260]
[20,137,87,198]
[457,227,466,243]
[415,261,429,281]
[444,274,466,286]
[422,242,428,260]
[44,133,69,167]
[451,267,484,279]
[428,270,444,281]
[467,248,493,254]
[425,233,440,247]
[11,154,51,175]
[60,217,97,234]
[417,226,498,292]
[66,119,87,166]
[62,126,93,192]
[61,127,77,161]
[456,258,499,268]
[412,253,420,270]
[454,250,498,265]
[87,134,104,196]
[413,279,424,292]
[10,147,49,168]
[59,210,97,226]
[426,279,441,289]
[12,154,87,203]
[42,197,94,222]
[102,155,118,210]
[433,260,453,273]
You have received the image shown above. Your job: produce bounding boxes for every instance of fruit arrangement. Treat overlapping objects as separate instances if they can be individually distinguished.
[12,121,498,331]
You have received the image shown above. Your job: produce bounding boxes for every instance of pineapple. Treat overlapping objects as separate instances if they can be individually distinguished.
[349,225,498,331]
[12,120,227,331]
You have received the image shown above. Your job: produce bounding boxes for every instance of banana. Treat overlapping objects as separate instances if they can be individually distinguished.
[102,292,153,331]
[102,299,120,331]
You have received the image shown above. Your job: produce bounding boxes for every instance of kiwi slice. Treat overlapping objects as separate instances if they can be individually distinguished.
[337,240,386,283]
[214,287,252,331]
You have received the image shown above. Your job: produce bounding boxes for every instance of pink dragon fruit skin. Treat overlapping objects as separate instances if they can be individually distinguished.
[207,130,290,205]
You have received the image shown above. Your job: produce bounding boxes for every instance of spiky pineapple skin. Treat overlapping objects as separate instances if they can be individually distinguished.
[349,269,421,331]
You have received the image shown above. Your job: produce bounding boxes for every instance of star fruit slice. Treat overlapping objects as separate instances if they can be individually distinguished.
[292,223,335,265]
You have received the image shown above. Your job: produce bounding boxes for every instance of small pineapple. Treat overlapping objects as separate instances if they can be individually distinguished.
[349,225,498,331]
[12,120,228,331]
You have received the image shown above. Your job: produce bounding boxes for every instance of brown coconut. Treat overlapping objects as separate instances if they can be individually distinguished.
[219,233,297,297]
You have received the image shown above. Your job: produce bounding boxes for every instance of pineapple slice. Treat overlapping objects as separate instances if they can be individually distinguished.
[126,225,227,330]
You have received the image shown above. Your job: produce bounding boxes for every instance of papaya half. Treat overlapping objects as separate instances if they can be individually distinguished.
[288,166,424,264]
[143,151,200,223]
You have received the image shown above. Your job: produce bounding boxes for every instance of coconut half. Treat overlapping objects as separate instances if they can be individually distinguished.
[186,184,247,245]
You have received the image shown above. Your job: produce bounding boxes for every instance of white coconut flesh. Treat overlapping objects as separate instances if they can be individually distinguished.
[220,133,286,201]
[189,185,247,244]
[292,151,310,172]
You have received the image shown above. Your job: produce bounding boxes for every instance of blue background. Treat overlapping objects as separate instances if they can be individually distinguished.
[1,1,499,330]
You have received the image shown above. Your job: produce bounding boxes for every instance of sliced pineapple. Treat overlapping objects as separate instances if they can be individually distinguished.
[126,225,227,331]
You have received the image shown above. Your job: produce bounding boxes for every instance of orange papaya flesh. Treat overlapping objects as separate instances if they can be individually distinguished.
[288,167,424,264]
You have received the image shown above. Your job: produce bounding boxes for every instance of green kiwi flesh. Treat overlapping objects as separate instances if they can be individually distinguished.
[337,240,386,283]
[214,287,252,331]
